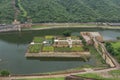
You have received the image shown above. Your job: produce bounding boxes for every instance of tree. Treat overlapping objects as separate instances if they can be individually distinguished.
[83,46,89,51]
[63,30,71,37]
[0,70,10,76]
[117,37,120,40]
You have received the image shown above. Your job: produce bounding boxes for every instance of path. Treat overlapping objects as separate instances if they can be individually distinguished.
[0,67,118,80]
[18,0,27,17]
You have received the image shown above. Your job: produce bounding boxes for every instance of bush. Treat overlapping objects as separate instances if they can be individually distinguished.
[0,70,10,76]
[116,37,120,40]
[83,46,89,51]
[63,30,71,37]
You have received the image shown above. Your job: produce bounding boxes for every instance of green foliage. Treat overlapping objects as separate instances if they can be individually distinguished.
[63,30,71,37]
[55,46,84,52]
[83,46,89,51]
[33,37,44,43]
[0,70,10,76]
[116,37,120,40]
[109,70,120,77]
[28,44,41,53]
[2,0,120,23]
[19,0,120,23]
[0,0,15,23]
[42,46,54,52]
[110,41,120,63]
[105,42,115,55]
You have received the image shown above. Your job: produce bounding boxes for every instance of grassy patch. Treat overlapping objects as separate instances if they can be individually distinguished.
[109,70,120,77]
[31,25,47,28]
[33,37,44,43]
[89,46,108,67]
[55,47,71,52]
[77,73,120,80]
[111,42,120,49]
[17,77,64,80]
[42,46,54,52]
[28,44,42,53]
[77,73,102,79]
[71,36,80,39]
[71,46,84,52]
[45,36,54,40]
[55,46,84,52]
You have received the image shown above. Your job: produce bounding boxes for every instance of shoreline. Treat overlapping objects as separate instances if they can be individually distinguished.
[22,23,120,31]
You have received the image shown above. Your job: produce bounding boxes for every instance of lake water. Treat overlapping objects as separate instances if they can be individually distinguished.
[0,28,120,74]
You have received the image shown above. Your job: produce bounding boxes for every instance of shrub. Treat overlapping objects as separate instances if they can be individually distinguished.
[116,37,120,40]
[63,30,71,37]
[83,46,89,51]
[0,70,10,76]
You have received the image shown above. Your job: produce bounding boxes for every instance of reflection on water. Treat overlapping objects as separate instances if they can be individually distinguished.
[0,28,120,74]
[27,57,89,61]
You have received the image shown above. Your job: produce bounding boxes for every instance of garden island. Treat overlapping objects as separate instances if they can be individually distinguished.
[25,31,103,61]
